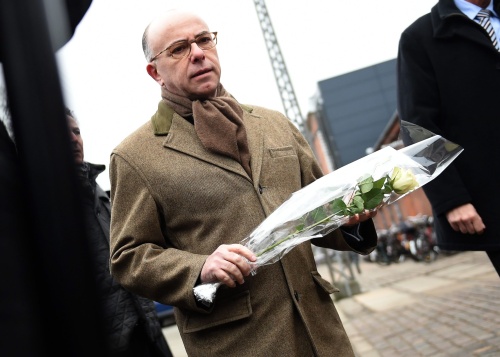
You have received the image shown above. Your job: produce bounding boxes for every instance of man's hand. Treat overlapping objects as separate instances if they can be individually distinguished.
[343,209,378,227]
[201,244,257,287]
[446,203,485,235]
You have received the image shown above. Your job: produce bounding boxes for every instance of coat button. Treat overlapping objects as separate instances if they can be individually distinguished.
[294,291,300,302]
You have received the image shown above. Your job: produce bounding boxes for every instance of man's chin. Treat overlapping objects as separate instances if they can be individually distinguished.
[74,155,84,165]
[191,86,219,100]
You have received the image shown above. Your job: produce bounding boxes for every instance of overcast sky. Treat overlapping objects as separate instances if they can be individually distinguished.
[54,0,438,190]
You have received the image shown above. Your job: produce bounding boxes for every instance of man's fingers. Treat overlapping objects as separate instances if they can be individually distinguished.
[453,218,485,235]
[446,203,485,235]
[215,270,238,287]
[472,217,485,234]
[201,244,256,286]
[229,245,257,262]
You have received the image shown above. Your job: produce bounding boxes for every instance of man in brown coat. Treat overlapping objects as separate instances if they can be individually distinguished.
[109,9,378,357]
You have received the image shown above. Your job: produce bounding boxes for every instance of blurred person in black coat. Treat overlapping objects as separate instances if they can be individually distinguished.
[67,108,173,357]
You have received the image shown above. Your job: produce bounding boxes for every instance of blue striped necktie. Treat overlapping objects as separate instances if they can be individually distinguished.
[475,9,500,51]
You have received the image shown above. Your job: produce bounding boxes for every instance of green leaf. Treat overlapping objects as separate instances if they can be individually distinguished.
[352,195,364,210]
[364,191,384,209]
[358,176,374,185]
[382,176,393,194]
[372,176,387,189]
[330,199,347,215]
[360,187,381,200]
[349,206,364,214]
[382,182,392,194]
[310,206,327,222]
[358,176,374,194]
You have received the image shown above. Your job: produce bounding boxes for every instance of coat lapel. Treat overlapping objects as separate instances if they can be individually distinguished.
[152,100,264,182]
[242,107,264,184]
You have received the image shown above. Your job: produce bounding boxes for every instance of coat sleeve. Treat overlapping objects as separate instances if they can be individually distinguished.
[397,27,471,216]
[310,222,377,255]
[109,151,211,313]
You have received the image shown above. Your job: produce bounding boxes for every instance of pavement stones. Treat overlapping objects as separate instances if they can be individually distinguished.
[162,251,499,356]
[335,251,500,357]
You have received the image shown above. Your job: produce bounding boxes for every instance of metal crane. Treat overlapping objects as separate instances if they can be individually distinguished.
[252,0,360,297]
[252,0,305,132]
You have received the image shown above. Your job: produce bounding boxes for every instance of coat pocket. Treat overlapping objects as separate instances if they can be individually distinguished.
[311,271,339,294]
[268,146,296,158]
[182,290,252,333]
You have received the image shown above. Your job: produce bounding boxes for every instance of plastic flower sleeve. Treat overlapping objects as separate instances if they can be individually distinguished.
[193,121,463,306]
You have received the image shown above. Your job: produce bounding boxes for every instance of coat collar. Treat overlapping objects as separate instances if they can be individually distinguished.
[150,100,262,182]
[432,0,500,51]
[151,100,255,136]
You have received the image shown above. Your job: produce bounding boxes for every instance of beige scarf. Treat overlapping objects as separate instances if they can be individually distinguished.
[161,84,252,179]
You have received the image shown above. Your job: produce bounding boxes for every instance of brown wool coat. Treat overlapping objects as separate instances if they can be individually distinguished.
[109,101,377,357]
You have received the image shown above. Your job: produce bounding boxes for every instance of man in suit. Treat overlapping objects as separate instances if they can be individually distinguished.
[109,9,378,356]
[397,0,500,275]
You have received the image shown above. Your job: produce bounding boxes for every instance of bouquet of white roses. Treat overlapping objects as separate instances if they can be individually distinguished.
[193,121,463,306]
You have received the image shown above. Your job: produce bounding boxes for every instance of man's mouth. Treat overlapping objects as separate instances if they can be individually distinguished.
[192,68,211,78]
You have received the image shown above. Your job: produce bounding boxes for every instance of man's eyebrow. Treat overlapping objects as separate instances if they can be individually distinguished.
[194,30,210,37]
[165,31,211,48]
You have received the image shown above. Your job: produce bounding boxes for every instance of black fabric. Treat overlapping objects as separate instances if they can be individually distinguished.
[340,220,377,253]
[486,250,500,277]
[397,0,500,251]
[0,121,45,356]
[0,1,109,355]
[0,0,93,63]
[79,162,172,357]
[65,0,93,37]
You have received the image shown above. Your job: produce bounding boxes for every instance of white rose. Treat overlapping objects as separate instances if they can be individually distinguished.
[389,167,419,194]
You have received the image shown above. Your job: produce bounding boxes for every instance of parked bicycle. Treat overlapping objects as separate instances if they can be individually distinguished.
[366,215,439,265]
[398,215,439,263]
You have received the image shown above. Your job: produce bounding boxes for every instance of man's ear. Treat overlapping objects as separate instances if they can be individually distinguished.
[146,63,163,86]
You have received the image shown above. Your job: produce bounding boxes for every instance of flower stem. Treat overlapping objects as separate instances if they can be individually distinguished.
[256,210,342,257]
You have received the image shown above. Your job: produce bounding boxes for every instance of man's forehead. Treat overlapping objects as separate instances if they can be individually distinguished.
[67,117,78,127]
[150,10,209,42]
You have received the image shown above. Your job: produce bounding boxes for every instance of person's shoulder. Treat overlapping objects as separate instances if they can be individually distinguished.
[113,120,153,153]
[243,104,288,120]
[403,11,432,34]
[242,104,301,134]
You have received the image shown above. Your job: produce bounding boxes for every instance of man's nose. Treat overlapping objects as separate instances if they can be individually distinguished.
[189,43,205,61]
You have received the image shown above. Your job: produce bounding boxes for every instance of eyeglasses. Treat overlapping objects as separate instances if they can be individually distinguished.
[150,31,218,61]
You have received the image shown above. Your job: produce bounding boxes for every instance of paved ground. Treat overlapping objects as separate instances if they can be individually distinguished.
[335,251,500,357]
[162,251,499,356]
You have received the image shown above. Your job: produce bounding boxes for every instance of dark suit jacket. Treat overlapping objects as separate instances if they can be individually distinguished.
[397,0,500,251]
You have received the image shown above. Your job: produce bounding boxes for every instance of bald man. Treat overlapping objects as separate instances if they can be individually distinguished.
[109,9,378,357]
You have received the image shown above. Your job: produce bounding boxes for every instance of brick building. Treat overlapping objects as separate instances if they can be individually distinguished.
[306,59,432,231]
